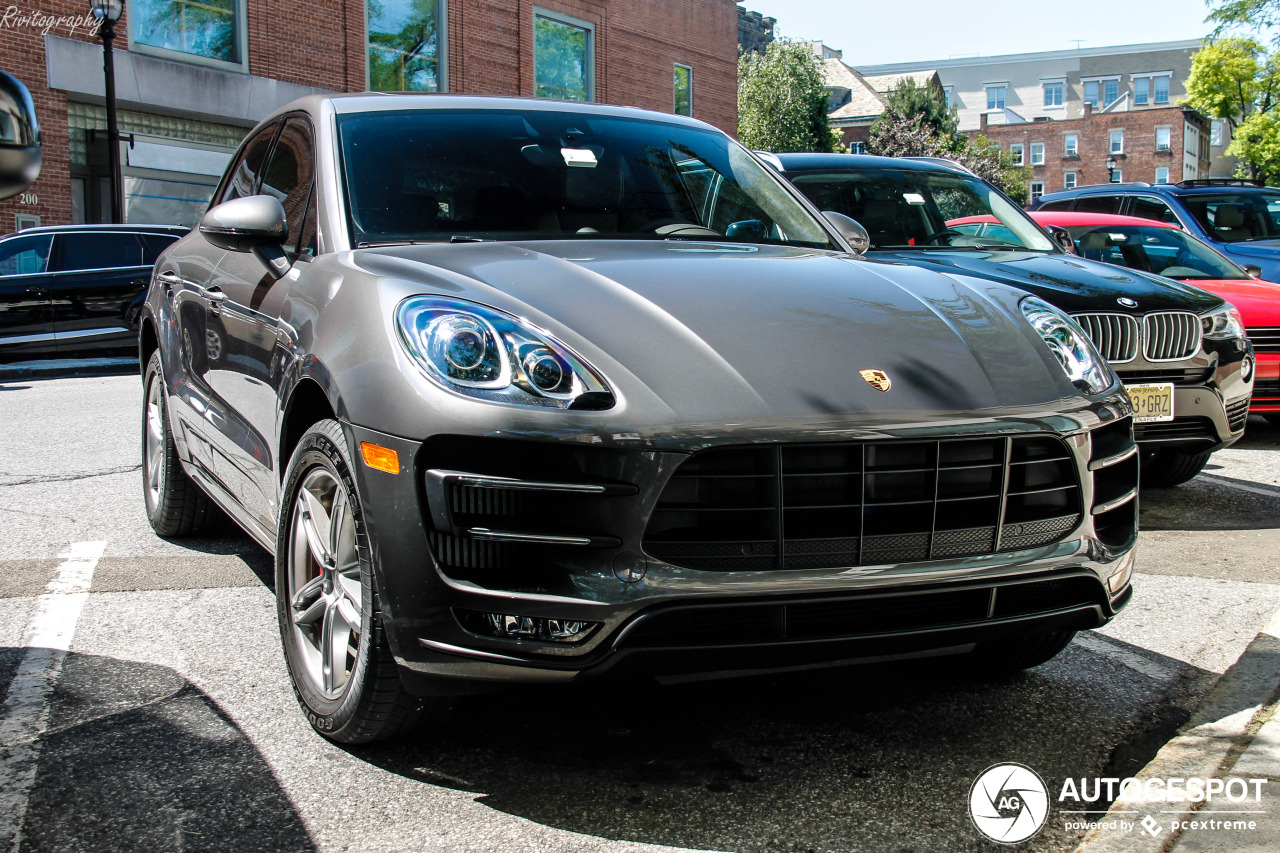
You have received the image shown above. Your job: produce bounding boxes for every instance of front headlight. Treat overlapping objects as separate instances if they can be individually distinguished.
[1201,303,1246,340]
[1020,296,1112,395]
[397,296,614,409]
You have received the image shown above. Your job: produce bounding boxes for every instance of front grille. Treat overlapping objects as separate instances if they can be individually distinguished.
[1249,327,1280,354]
[1227,397,1251,432]
[1143,312,1201,361]
[1116,367,1211,386]
[643,436,1082,571]
[1132,417,1216,443]
[1254,378,1280,399]
[619,574,1106,648]
[1073,313,1139,362]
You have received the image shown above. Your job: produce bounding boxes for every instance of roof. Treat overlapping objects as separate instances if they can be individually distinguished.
[772,152,961,174]
[14,224,188,236]
[861,71,940,94]
[821,59,886,121]
[854,38,1205,75]
[1029,211,1179,229]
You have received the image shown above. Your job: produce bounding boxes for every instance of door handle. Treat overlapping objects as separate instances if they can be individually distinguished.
[198,286,228,313]
[156,271,182,289]
[25,286,47,295]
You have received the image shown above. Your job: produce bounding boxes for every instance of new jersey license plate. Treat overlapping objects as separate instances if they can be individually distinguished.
[1125,382,1175,423]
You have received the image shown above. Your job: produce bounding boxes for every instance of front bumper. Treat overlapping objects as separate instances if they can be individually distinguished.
[344,407,1138,694]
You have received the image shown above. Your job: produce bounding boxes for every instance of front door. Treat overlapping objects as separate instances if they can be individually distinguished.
[46,230,152,358]
[0,233,55,362]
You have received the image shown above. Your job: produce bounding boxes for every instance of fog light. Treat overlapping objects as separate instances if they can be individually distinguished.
[1242,355,1255,383]
[457,609,599,643]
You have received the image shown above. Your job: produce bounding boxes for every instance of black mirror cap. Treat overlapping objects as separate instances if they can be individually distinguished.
[822,210,870,255]
[0,71,41,201]
[199,194,288,252]
[1045,224,1077,254]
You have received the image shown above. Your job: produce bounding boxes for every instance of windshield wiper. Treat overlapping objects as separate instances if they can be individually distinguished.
[357,239,433,248]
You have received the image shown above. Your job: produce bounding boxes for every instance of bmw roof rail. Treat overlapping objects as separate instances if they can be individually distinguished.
[900,156,977,176]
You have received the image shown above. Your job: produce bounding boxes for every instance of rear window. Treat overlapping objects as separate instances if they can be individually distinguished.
[56,233,147,271]
[1073,195,1121,214]
[1178,191,1280,243]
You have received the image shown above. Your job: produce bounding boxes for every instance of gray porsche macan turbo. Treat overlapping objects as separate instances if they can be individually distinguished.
[140,94,1138,743]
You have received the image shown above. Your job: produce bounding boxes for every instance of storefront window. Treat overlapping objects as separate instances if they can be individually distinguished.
[368,0,444,92]
[132,0,243,68]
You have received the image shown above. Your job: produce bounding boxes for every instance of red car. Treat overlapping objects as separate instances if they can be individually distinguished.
[1029,211,1276,424]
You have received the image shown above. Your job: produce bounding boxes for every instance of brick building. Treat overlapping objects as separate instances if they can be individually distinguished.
[1,0,741,232]
[975,104,1211,203]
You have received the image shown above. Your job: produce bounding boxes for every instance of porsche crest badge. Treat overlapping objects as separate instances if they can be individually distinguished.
[860,369,892,392]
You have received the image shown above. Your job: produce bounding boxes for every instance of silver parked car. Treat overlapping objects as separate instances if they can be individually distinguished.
[141,94,1138,743]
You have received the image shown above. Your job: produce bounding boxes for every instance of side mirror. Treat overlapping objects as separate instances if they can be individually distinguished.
[200,195,291,277]
[1044,225,1076,254]
[725,219,766,239]
[822,211,870,255]
[0,71,41,201]
[1244,264,1263,279]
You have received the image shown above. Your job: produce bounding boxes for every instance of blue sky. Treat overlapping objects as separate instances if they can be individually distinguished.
[742,0,1228,65]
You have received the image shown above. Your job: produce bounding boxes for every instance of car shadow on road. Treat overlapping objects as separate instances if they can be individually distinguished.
[355,640,1211,853]
[8,650,314,853]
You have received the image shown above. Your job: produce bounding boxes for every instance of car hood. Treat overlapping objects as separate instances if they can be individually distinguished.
[1184,277,1280,327]
[867,249,1223,315]
[1218,240,1280,260]
[351,240,1095,427]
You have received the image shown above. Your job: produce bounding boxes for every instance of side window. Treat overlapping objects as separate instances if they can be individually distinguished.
[294,188,318,259]
[140,234,181,265]
[1127,196,1179,225]
[55,233,147,271]
[1074,195,1121,214]
[1036,199,1076,212]
[219,121,281,204]
[0,234,53,276]
[259,117,315,247]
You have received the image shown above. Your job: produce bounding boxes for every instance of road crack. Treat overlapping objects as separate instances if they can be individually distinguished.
[0,464,141,487]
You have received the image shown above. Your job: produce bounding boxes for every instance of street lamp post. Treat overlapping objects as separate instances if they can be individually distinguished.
[91,0,124,224]
[1106,155,1118,184]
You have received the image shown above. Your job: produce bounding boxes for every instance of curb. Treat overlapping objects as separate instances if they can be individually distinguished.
[1072,608,1280,853]
[0,358,137,381]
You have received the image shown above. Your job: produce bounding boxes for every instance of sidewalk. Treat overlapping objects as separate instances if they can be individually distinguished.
[1074,610,1280,853]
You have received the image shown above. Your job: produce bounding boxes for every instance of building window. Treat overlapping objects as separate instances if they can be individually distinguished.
[1154,75,1170,103]
[1110,129,1124,154]
[944,86,953,109]
[1030,181,1045,200]
[1155,126,1171,151]
[1030,142,1045,165]
[1211,120,1224,147]
[673,64,692,116]
[1103,79,1119,107]
[1043,81,1064,108]
[1084,80,1099,107]
[986,85,1006,110]
[849,141,866,154]
[534,9,595,101]
[1134,77,1149,105]
[1155,167,1170,184]
[1064,133,1079,157]
[131,0,246,69]
[368,0,445,91]
[1009,142,1024,166]
[1111,169,1122,183]
[1064,171,1077,189]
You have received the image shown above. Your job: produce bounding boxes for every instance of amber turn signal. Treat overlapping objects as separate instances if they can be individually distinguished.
[360,442,400,474]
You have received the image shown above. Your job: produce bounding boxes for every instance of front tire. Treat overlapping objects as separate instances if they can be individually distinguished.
[1141,448,1212,488]
[142,350,220,536]
[276,419,438,743]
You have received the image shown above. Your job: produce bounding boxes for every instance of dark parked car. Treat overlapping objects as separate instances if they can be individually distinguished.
[142,95,1137,743]
[0,224,185,362]
[771,153,1253,487]
[1032,179,1280,283]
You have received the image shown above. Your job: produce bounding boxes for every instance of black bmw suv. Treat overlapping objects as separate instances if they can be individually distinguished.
[771,153,1254,486]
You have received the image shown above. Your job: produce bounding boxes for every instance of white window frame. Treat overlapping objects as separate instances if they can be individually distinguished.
[1111,169,1123,183]
[129,0,250,73]
[1210,119,1224,147]
[1064,171,1077,189]
[849,141,866,155]
[1153,75,1170,104]
[365,0,449,92]
[1110,129,1124,154]
[1009,142,1024,166]
[673,63,693,116]
[1030,181,1045,200]
[986,83,1008,111]
[533,7,596,102]
[1155,125,1171,152]
[1042,78,1065,110]
[1030,141,1045,165]
[944,86,953,109]
[1082,75,1120,108]
[1134,76,1149,105]
[1064,133,1079,157]
[1155,167,1170,184]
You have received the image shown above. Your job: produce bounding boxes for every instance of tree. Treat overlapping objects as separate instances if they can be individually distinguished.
[1185,38,1280,178]
[1228,111,1280,183]
[1208,0,1280,40]
[738,40,836,153]
[872,78,964,150]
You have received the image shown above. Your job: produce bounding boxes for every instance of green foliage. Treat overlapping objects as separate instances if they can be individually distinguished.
[1228,111,1280,182]
[534,16,591,101]
[368,0,441,92]
[1208,0,1280,40]
[135,0,238,64]
[958,136,1032,206]
[738,40,836,153]
[1185,38,1280,126]
[873,78,964,149]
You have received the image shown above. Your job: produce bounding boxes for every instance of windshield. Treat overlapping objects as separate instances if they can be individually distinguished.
[1180,191,1280,243]
[336,109,836,250]
[1065,223,1250,280]
[786,167,1055,251]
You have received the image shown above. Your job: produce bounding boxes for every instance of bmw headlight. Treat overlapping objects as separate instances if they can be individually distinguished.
[1020,296,1112,395]
[397,296,614,409]
[1201,303,1246,340]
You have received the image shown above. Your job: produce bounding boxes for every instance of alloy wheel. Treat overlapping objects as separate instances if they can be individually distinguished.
[144,372,166,510]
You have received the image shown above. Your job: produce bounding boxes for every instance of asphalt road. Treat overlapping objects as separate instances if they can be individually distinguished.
[2,373,1279,853]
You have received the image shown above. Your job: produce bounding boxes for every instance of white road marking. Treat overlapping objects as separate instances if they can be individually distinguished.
[1198,473,1280,499]
[0,541,105,853]
[1075,631,1177,682]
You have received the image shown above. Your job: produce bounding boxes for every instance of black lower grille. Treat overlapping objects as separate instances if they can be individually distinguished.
[1249,327,1280,354]
[1132,417,1217,443]
[643,436,1082,571]
[620,575,1105,648]
[1227,397,1251,432]
[1116,367,1211,386]
[1254,378,1280,400]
